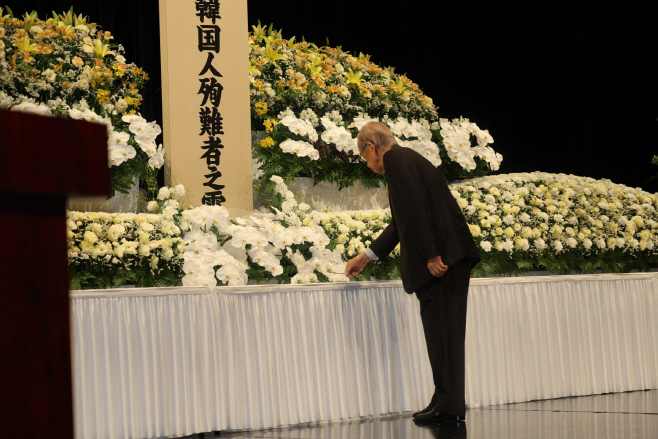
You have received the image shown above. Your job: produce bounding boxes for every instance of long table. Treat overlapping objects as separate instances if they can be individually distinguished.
[70,273,658,438]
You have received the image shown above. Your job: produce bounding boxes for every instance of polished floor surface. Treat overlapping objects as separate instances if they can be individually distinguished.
[183,390,658,439]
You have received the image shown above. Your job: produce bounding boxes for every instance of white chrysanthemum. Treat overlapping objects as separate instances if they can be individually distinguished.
[173,184,186,198]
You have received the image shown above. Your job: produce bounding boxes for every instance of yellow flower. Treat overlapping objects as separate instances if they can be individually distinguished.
[263,27,283,44]
[263,118,278,132]
[468,224,481,237]
[55,7,96,29]
[96,89,110,104]
[307,64,324,78]
[259,137,275,148]
[251,22,267,41]
[13,36,39,54]
[93,38,115,58]
[343,68,363,84]
[254,101,268,116]
[249,64,261,76]
[55,23,77,40]
[21,11,39,30]
[113,62,125,77]
[286,36,303,49]
[264,43,286,65]
[393,77,407,91]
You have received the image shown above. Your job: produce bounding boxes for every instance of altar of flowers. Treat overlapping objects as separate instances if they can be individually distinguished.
[66,172,658,289]
[2,10,657,290]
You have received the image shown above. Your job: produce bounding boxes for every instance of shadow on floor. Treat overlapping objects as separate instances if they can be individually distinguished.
[182,389,658,439]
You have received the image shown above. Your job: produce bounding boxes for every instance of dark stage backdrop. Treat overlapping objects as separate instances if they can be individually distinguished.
[12,1,658,191]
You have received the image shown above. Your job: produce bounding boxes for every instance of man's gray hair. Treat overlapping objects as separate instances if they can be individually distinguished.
[357,121,396,152]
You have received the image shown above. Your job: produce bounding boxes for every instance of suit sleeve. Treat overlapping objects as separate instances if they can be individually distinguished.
[385,151,440,259]
[368,215,400,259]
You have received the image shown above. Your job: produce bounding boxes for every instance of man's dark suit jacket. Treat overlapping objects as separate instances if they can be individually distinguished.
[369,145,481,293]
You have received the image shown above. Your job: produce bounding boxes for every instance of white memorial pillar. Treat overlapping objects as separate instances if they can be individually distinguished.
[159,0,253,211]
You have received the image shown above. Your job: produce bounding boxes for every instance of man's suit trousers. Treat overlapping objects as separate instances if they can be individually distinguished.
[415,258,472,417]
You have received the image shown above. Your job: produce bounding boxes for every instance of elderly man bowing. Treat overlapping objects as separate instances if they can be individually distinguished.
[345,121,480,424]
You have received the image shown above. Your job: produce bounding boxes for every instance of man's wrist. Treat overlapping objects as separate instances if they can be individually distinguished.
[364,247,378,260]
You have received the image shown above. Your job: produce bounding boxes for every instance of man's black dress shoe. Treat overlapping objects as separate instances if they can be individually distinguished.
[413,407,465,424]
[412,402,435,418]
[413,394,438,418]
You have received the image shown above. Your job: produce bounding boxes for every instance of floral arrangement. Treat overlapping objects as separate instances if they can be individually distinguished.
[453,172,658,276]
[68,172,658,289]
[302,206,401,282]
[177,196,348,287]
[0,7,163,197]
[67,184,187,290]
[249,24,502,189]
[68,181,353,289]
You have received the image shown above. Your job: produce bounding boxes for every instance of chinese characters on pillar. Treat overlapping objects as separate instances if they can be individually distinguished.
[196,0,225,205]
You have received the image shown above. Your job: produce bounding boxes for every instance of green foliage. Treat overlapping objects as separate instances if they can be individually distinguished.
[471,248,658,278]
[69,257,183,290]
[349,256,402,282]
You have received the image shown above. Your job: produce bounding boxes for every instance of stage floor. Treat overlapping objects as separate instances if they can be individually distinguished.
[183,390,658,439]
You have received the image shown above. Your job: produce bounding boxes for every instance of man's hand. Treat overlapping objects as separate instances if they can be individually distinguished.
[427,255,448,277]
[345,252,372,277]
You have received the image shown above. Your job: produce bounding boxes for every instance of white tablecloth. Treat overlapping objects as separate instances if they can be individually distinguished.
[70,273,658,439]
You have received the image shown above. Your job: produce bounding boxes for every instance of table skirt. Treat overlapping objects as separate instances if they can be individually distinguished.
[70,273,658,438]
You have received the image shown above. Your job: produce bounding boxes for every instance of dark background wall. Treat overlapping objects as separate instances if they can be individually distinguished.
[12,1,658,191]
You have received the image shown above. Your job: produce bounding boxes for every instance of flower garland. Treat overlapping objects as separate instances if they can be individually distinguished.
[0,7,163,197]
[249,24,502,188]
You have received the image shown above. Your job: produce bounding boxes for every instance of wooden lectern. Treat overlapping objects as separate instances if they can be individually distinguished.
[0,109,109,437]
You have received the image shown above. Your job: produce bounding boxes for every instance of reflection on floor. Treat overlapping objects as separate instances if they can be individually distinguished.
[183,390,658,439]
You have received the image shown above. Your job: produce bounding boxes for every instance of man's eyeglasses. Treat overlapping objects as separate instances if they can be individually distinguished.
[359,142,371,159]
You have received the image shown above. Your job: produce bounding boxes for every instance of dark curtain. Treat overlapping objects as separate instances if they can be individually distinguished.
[246,0,658,191]
[12,1,657,191]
